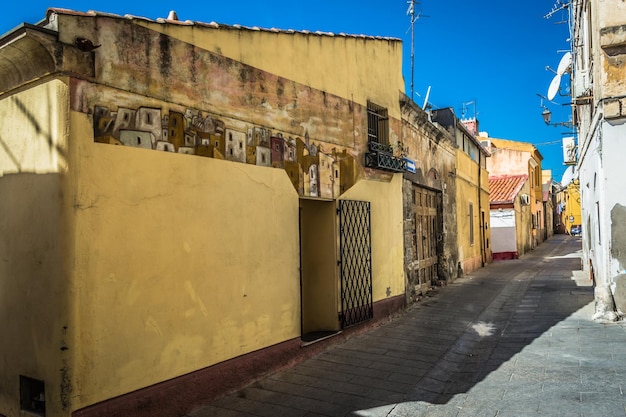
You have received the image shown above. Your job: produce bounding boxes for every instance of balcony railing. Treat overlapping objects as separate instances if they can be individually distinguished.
[364,141,407,172]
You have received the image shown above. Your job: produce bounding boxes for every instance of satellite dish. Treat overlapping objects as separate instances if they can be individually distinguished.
[547,74,561,100]
[561,165,574,186]
[557,52,572,75]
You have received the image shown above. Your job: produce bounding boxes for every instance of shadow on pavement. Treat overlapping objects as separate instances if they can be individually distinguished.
[402,238,592,405]
[196,235,595,417]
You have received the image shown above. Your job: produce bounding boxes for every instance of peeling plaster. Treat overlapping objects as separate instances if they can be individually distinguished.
[610,204,626,316]
[611,203,626,270]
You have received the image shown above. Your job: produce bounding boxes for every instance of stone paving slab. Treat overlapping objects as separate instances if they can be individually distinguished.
[188,236,626,417]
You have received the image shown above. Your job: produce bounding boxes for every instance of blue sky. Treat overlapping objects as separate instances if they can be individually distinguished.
[0,1,573,181]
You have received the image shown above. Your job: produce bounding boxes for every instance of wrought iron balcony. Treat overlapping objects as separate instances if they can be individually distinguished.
[364,141,407,172]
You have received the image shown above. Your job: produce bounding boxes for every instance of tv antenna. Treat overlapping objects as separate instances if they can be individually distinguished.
[461,100,477,119]
[406,0,428,99]
[544,0,569,20]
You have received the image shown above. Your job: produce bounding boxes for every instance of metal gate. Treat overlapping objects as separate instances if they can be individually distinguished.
[338,200,373,329]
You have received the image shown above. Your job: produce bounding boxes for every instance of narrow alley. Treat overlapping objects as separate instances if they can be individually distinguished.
[190,235,626,417]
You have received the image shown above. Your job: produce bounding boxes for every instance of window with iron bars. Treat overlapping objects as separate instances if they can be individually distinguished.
[367,102,389,146]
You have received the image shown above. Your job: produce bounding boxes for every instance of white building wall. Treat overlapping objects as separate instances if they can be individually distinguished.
[603,122,626,313]
[573,0,626,319]
[490,209,517,253]
[578,120,605,286]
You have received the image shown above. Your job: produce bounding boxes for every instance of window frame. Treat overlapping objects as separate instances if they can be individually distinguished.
[367,101,389,146]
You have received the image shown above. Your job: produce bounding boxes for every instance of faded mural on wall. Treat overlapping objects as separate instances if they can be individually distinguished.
[93,104,355,199]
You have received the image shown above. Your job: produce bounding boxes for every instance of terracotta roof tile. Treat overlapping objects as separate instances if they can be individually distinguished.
[489,174,528,204]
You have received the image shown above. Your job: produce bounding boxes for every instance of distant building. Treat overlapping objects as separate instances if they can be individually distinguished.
[482,137,544,250]
[488,175,531,260]
[554,167,582,236]
[541,169,556,239]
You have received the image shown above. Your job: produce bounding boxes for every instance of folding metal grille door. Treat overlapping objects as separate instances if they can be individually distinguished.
[338,199,373,329]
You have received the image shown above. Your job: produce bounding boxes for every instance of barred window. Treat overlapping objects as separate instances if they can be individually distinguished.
[367,101,389,145]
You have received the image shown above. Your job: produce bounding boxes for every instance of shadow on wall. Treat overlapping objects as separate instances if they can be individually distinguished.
[0,172,72,416]
[1,95,69,176]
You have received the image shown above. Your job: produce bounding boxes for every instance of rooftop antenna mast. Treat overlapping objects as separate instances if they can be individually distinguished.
[406,0,426,100]
[544,0,569,20]
[462,100,477,120]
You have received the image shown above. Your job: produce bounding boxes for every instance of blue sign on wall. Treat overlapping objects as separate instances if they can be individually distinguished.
[404,157,416,173]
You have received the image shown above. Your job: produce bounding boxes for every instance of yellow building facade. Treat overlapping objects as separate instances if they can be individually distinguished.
[456,137,491,273]
[431,110,491,275]
[0,8,463,417]
[556,180,582,235]
[455,148,492,273]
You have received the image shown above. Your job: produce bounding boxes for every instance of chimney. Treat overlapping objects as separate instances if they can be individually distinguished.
[461,118,479,136]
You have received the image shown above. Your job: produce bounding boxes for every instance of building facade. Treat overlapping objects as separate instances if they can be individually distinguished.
[555,178,582,236]
[0,8,467,417]
[482,137,545,251]
[431,110,492,275]
[541,170,556,240]
[571,0,626,319]
[400,99,458,300]
[488,174,532,260]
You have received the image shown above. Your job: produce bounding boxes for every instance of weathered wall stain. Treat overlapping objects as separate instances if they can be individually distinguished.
[61,17,402,201]
[611,203,626,269]
[610,205,626,319]
[60,360,72,410]
[400,95,458,285]
[158,33,171,78]
[64,17,376,200]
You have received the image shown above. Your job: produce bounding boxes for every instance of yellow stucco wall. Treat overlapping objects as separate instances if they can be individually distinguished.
[481,184,492,264]
[0,79,73,417]
[516,181,533,256]
[68,111,301,410]
[0,79,69,176]
[1,12,409,416]
[136,21,405,119]
[563,181,582,233]
[339,174,404,301]
[456,150,485,273]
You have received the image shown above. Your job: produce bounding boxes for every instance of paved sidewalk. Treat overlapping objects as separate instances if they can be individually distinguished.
[190,235,626,417]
